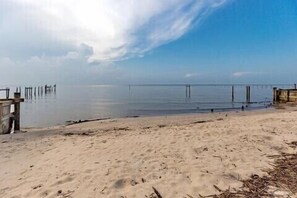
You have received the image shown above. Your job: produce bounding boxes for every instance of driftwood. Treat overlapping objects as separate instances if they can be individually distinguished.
[152,187,163,198]
[66,117,110,126]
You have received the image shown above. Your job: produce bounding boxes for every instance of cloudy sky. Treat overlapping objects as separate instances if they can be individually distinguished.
[1,0,297,85]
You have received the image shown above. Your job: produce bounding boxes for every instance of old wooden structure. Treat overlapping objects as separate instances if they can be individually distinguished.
[0,92,24,134]
[273,88,297,103]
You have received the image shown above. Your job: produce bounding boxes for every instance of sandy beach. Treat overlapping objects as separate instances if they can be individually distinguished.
[1,108,297,198]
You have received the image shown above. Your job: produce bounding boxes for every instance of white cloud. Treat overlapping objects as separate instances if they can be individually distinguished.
[232,72,262,77]
[184,72,202,78]
[1,0,228,62]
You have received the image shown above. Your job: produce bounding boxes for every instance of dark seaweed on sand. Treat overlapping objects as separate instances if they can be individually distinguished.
[202,149,297,198]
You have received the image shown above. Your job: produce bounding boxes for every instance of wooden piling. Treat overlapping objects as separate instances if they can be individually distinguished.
[14,92,21,131]
[246,86,251,103]
[246,86,248,103]
[287,90,290,102]
[6,88,9,99]
[273,87,277,103]
[249,86,250,102]
[231,86,234,102]
[185,85,191,98]
[189,85,191,98]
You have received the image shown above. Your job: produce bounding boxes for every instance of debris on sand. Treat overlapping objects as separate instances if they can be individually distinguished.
[203,150,297,197]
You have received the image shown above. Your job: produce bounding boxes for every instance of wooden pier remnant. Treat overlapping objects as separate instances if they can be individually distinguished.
[231,86,234,102]
[273,88,297,103]
[246,86,251,103]
[186,85,191,98]
[14,93,22,131]
[22,85,57,99]
[0,88,10,99]
[0,93,24,134]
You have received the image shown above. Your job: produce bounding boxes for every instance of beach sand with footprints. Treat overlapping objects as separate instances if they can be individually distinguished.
[1,107,297,197]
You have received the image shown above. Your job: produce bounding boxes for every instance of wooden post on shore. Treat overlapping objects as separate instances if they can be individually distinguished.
[14,92,21,131]
[287,90,290,102]
[231,86,234,102]
[294,84,297,89]
[273,87,277,103]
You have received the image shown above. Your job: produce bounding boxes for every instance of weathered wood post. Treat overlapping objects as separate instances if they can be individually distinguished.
[231,86,234,102]
[186,85,188,98]
[295,84,297,89]
[249,86,251,102]
[246,86,251,103]
[246,86,249,103]
[189,85,191,98]
[14,92,22,131]
[287,90,290,102]
[6,88,9,99]
[45,85,47,94]
[273,87,277,103]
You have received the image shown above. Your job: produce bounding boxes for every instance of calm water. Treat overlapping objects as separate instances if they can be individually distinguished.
[0,85,285,127]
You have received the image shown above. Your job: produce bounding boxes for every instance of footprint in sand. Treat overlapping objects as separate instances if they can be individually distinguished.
[113,178,139,189]
[51,175,74,187]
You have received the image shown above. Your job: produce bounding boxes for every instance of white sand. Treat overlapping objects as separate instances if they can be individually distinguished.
[1,108,297,198]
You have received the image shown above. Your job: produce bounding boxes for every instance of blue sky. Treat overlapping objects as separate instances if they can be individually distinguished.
[0,0,297,85]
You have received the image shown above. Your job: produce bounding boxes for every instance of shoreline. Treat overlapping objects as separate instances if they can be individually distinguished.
[22,104,275,130]
[1,106,297,197]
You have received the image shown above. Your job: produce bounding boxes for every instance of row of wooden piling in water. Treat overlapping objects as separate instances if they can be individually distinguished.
[7,85,57,99]
[1,85,56,99]
[184,84,274,103]
[129,83,297,103]
[24,85,56,98]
